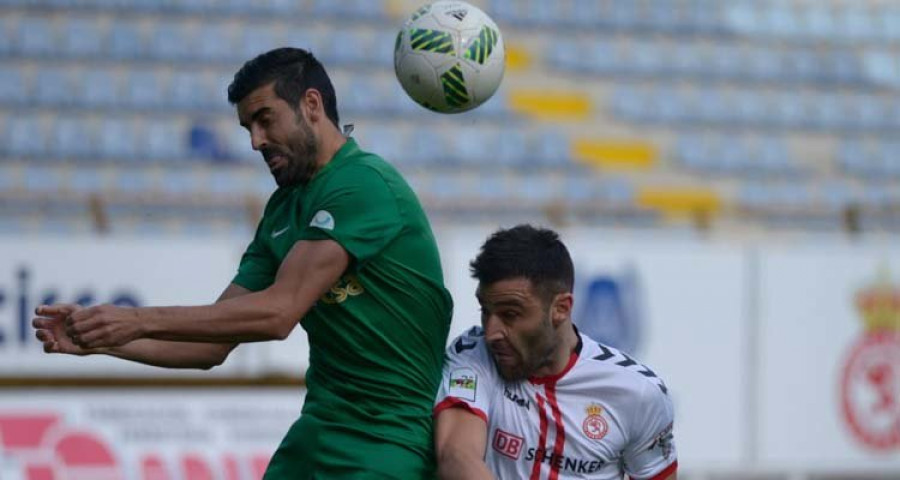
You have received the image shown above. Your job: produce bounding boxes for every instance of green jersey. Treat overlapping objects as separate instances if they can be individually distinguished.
[233,139,453,479]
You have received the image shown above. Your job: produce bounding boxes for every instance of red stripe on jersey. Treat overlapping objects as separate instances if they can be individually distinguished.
[546,383,566,480]
[645,460,678,480]
[433,397,488,424]
[530,393,550,480]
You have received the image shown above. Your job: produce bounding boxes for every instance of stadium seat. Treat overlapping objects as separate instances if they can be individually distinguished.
[78,68,121,108]
[68,168,108,195]
[34,67,74,107]
[23,166,63,193]
[148,20,190,61]
[16,16,56,57]
[144,119,187,161]
[169,71,211,109]
[112,169,156,194]
[0,67,28,105]
[108,21,145,59]
[7,115,48,157]
[97,118,138,161]
[60,18,105,58]
[237,28,281,63]
[195,24,234,62]
[52,116,96,159]
[124,69,165,110]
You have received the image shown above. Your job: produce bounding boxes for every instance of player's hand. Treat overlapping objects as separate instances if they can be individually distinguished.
[32,304,92,355]
[63,304,144,349]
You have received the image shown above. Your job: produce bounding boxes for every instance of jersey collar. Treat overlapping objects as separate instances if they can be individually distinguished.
[315,137,359,177]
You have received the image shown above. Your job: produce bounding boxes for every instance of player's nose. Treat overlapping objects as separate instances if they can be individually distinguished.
[250,125,268,151]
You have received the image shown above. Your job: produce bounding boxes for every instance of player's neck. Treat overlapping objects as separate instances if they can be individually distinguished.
[536,322,580,378]
[317,126,348,169]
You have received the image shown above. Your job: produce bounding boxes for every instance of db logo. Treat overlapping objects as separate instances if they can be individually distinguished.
[492,429,524,460]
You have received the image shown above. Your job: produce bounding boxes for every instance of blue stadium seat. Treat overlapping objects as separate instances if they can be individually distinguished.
[195,24,233,62]
[0,15,12,56]
[113,170,155,194]
[664,43,699,78]
[23,166,63,193]
[78,69,120,108]
[496,129,529,167]
[744,49,781,82]
[516,175,555,203]
[69,168,107,194]
[170,71,211,109]
[807,93,843,131]
[52,117,96,159]
[108,21,145,59]
[356,127,408,166]
[8,115,48,157]
[144,119,186,161]
[610,85,647,122]
[0,67,28,105]
[124,69,165,109]
[98,118,138,161]
[408,130,448,167]
[60,18,104,58]
[159,169,197,195]
[879,8,900,42]
[326,30,369,66]
[148,20,190,61]
[563,175,596,204]
[732,91,766,126]
[236,28,281,63]
[835,6,874,42]
[802,6,835,41]
[534,131,571,168]
[450,127,492,167]
[818,182,853,211]
[34,67,74,106]
[16,16,56,57]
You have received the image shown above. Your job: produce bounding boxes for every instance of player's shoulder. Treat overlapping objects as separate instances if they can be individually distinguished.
[578,333,670,398]
[445,326,492,363]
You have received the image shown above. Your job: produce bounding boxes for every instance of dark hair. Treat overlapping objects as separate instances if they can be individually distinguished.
[227,47,340,128]
[470,224,575,303]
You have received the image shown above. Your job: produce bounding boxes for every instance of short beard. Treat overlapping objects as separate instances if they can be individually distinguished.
[275,115,320,187]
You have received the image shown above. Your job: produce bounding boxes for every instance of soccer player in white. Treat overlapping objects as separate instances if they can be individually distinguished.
[434,225,677,480]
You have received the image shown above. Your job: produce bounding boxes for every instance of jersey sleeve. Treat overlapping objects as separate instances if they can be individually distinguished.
[297,164,403,266]
[433,327,497,424]
[622,380,677,480]
[232,221,279,291]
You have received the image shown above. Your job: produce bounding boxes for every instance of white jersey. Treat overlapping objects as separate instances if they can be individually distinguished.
[434,326,677,480]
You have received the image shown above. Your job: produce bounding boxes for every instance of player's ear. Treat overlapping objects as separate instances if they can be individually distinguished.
[551,293,573,326]
[302,88,323,123]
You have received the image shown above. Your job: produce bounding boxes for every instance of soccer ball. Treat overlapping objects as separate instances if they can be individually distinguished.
[394,1,505,114]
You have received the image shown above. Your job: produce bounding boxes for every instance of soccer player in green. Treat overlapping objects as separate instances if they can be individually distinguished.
[32,47,453,479]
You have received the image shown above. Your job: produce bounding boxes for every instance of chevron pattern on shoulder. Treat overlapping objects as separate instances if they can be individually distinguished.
[592,344,669,395]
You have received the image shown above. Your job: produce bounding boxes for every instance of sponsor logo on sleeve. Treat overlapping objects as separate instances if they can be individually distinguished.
[448,368,477,402]
[649,422,674,459]
[582,403,609,440]
[309,210,335,230]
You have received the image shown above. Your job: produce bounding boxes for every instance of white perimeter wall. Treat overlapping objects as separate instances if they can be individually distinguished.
[1,229,899,476]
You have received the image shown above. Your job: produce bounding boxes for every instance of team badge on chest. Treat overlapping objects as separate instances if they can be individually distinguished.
[582,403,609,440]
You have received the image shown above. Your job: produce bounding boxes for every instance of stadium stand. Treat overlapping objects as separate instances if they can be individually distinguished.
[0,0,898,236]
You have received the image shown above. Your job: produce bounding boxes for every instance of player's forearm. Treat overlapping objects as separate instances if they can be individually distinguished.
[98,339,235,370]
[138,289,299,343]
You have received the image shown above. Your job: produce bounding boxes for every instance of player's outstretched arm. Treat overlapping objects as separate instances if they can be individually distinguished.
[32,283,249,369]
[55,239,348,349]
[434,407,493,480]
